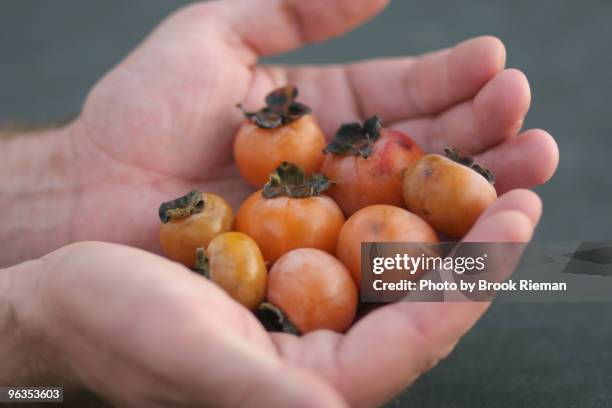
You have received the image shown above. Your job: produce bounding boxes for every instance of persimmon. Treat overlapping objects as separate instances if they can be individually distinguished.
[261,248,358,334]
[193,232,266,310]
[402,148,497,238]
[159,190,234,267]
[235,162,345,263]
[321,116,422,216]
[336,204,438,286]
[234,86,326,187]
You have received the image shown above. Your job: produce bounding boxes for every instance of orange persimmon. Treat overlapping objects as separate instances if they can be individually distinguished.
[159,190,233,267]
[336,204,438,286]
[235,162,345,263]
[321,116,422,216]
[264,248,358,334]
[234,86,326,187]
[402,148,497,238]
[194,232,267,310]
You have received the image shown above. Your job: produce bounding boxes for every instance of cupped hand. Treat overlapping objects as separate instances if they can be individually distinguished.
[55,0,557,255]
[7,1,560,405]
[27,195,540,408]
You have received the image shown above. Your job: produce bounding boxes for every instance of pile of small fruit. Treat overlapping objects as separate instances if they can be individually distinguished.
[158,86,497,334]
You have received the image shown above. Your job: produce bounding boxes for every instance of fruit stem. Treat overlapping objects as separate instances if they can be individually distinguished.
[237,85,311,129]
[158,189,205,223]
[255,302,300,335]
[323,116,382,158]
[444,147,496,185]
[193,247,211,279]
[262,162,334,199]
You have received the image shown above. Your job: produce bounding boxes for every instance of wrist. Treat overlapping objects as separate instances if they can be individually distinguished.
[0,265,19,385]
[0,262,46,385]
[0,122,84,266]
[0,259,67,386]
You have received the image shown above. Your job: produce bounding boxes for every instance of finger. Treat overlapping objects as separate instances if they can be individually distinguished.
[338,36,506,123]
[477,189,543,226]
[186,0,389,58]
[282,36,505,136]
[470,69,531,151]
[228,360,348,408]
[453,209,536,299]
[476,128,559,194]
[393,69,531,154]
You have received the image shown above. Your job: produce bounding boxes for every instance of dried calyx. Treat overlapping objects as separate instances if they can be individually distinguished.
[158,189,205,223]
[262,162,333,199]
[238,85,311,129]
[444,148,496,185]
[255,302,300,335]
[193,247,210,278]
[323,115,383,158]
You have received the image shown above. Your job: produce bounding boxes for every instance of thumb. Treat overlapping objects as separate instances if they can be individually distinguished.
[167,0,389,57]
[241,365,349,408]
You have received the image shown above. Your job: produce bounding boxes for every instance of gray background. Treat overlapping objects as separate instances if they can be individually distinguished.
[1,0,611,406]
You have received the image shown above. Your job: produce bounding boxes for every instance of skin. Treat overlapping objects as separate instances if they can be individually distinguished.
[268,248,358,334]
[234,115,326,187]
[337,205,439,286]
[159,192,234,267]
[206,232,267,310]
[403,154,498,238]
[235,190,345,263]
[322,128,422,216]
[0,0,559,406]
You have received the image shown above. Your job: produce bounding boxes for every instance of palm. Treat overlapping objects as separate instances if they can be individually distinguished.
[71,9,257,251]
